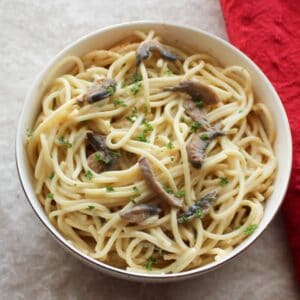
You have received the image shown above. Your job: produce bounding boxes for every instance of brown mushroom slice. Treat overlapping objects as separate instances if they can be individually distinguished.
[87,151,107,173]
[178,191,217,223]
[80,78,117,103]
[138,157,183,208]
[183,98,211,131]
[86,132,120,172]
[165,80,221,105]
[87,132,107,152]
[187,128,224,169]
[136,40,177,65]
[120,204,162,224]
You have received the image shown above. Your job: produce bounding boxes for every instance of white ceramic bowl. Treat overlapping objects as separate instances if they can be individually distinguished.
[16,21,292,282]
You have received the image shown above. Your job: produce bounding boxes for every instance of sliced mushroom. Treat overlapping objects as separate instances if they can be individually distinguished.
[138,157,183,208]
[136,40,177,65]
[87,151,107,173]
[165,80,220,105]
[187,127,224,169]
[86,132,120,173]
[79,78,117,103]
[120,204,162,224]
[178,191,217,223]
[183,98,211,131]
[87,132,107,153]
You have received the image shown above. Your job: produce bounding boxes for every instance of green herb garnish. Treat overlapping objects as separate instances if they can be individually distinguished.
[194,208,203,219]
[164,68,173,76]
[113,99,127,108]
[87,205,95,210]
[194,97,204,109]
[94,153,110,164]
[49,172,54,180]
[145,257,156,271]
[219,177,229,186]
[143,119,153,133]
[131,82,141,95]
[200,133,209,141]
[121,81,126,88]
[175,190,185,198]
[126,107,138,123]
[107,85,116,96]
[133,186,141,197]
[182,215,189,223]
[132,72,142,83]
[85,170,93,180]
[108,150,121,158]
[163,186,173,194]
[166,142,174,149]
[59,136,72,148]
[106,186,115,192]
[244,224,258,235]
[136,134,147,142]
[47,193,54,200]
[26,128,33,139]
[191,121,202,133]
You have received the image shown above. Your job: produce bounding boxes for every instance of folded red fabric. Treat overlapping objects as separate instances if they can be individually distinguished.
[220,0,300,284]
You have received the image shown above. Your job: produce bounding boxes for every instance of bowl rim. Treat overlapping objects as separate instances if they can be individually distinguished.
[15,20,293,281]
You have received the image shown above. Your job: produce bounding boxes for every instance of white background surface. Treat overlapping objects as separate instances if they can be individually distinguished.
[0,0,298,299]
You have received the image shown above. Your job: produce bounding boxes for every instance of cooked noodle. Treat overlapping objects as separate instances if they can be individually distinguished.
[27,30,277,274]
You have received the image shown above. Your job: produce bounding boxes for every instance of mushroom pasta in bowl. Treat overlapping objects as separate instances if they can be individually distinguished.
[16,22,292,281]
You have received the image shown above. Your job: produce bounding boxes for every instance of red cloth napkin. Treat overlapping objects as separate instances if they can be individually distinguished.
[220,0,300,284]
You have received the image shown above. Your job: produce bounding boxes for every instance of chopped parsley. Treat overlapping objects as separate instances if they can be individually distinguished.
[194,97,204,109]
[155,248,166,256]
[143,119,153,133]
[131,199,137,204]
[106,186,115,192]
[135,119,153,143]
[200,133,209,141]
[126,114,138,123]
[126,107,138,123]
[145,257,156,271]
[164,68,173,76]
[191,121,202,133]
[132,186,141,197]
[87,205,95,210]
[47,193,54,200]
[244,224,258,235]
[219,177,229,186]
[166,142,174,149]
[132,72,142,83]
[136,134,147,142]
[108,150,121,158]
[26,128,33,139]
[163,186,173,194]
[175,190,185,198]
[182,215,189,223]
[48,172,54,180]
[94,153,110,164]
[113,99,127,108]
[59,136,72,148]
[107,85,116,96]
[131,82,141,95]
[194,208,203,219]
[85,170,93,180]
[121,81,126,88]
[239,109,243,113]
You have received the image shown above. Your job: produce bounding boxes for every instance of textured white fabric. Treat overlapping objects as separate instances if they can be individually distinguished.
[0,0,298,299]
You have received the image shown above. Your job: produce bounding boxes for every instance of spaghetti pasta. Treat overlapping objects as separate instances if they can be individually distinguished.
[27,30,277,274]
